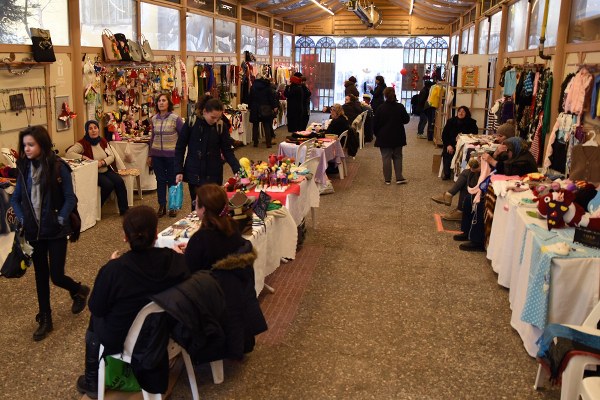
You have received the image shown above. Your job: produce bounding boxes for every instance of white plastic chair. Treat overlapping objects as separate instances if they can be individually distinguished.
[109,143,143,206]
[336,130,348,180]
[295,138,317,165]
[580,376,600,400]
[98,302,200,400]
[96,187,119,221]
[534,300,600,400]
[299,156,320,229]
[352,111,367,150]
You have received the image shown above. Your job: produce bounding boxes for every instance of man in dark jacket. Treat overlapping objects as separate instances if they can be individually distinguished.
[175,98,241,206]
[248,74,279,148]
[344,76,359,98]
[373,87,410,184]
[417,80,435,139]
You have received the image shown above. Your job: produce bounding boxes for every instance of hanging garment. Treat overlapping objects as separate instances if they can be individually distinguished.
[529,112,544,163]
[564,67,594,115]
[543,113,578,172]
[503,70,518,96]
[590,74,600,119]
[558,72,576,113]
[570,145,600,183]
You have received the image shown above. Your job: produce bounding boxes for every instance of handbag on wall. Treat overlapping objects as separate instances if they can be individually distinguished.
[30,28,56,62]
[139,34,154,62]
[102,29,122,61]
[114,33,133,61]
[128,39,142,62]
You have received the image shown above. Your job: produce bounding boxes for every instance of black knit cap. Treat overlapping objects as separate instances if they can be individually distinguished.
[85,120,100,134]
[293,72,303,77]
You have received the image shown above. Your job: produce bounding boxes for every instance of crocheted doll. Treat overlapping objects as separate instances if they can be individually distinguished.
[536,186,600,231]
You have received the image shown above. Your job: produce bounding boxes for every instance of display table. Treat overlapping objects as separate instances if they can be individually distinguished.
[442,134,498,180]
[65,159,98,232]
[277,139,345,184]
[155,208,297,296]
[109,141,156,191]
[486,179,600,357]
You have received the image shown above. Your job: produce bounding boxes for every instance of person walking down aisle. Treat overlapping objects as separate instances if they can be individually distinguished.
[344,76,359,98]
[285,73,305,132]
[248,73,279,148]
[175,97,241,208]
[148,93,184,218]
[10,126,89,342]
[75,206,190,399]
[441,106,478,180]
[370,75,387,113]
[416,80,435,139]
[373,87,410,185]
[66,120,129,216]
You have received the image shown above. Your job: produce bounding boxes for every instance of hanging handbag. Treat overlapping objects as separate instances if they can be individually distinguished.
[0,229,32,279]
[30,28,56,62]
[128,39,142,62]
[102,29,122,61]
[114,33,133,61]
[139,34,154,62]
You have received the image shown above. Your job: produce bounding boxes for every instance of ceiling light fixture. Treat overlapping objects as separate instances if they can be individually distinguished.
[409,0,414,15]
[309,0,335,15]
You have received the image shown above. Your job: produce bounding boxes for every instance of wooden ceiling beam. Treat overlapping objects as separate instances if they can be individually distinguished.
[274,2,318,17]
[284,4,341,22]
[240,0,268,7]
[258,0,301,12]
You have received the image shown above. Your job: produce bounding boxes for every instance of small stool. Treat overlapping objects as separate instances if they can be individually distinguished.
[581,376,600,400]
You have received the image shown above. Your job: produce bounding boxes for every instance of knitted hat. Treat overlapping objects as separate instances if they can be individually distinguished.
[348,76,357,83]
[293,72,303,78]
[496,119,516,139]
[362,93,372,99]
[85,120,100,134]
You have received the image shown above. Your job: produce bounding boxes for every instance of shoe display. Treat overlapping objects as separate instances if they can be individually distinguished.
[157,205,166,217]
[431,192,453,206]
[442,209,463,221]
[453,233,468,241]
[396,179,408,184]
[72,284,90,314]
[459,241,486,252]
[169,209,177,218]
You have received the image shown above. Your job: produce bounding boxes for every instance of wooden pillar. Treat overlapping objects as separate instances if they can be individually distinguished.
[493,4,509,100]
[180,0,188,118]
[69,0,84,140]
[473,3,481,53]
[548,0,572,132]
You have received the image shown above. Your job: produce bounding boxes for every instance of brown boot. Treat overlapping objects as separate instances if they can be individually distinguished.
[431,192,453,206]
[442,209,463,221]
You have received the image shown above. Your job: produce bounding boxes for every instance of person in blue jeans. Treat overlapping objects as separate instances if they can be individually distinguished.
[147,93,184,218]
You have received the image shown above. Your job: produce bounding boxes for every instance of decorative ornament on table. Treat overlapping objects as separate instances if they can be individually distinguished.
[535,185,600,231]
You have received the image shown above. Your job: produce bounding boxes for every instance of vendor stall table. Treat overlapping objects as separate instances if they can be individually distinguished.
[64,159,98,232]
[156,208,297,296]
[442,134,498,180]
[486,178,600,357]
[109,141,157,191]
[278,139,345,184]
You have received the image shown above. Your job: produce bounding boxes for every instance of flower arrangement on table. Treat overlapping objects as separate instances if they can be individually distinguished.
[225,156,309,193]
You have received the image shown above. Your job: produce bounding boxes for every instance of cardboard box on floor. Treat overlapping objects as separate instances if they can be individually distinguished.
[81,356,184,400]
[432,154,441,174]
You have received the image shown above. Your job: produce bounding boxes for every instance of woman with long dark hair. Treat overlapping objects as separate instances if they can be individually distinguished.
[10,125,89,341]
[441,105,478,180]
[370,75,387,112]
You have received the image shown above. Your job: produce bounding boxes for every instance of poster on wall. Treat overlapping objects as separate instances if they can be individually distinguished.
[460,66,480,93]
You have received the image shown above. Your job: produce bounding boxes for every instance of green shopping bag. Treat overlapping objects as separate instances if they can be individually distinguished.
[105,356,141,392]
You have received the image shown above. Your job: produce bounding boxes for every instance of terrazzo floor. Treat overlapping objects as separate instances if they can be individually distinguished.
[0,114,561,399]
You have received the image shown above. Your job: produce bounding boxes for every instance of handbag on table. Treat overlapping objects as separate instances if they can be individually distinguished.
[30,28,56,62]
[102,29,122,61]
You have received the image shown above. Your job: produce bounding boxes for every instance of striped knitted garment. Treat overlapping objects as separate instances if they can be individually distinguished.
[149,112,182,157]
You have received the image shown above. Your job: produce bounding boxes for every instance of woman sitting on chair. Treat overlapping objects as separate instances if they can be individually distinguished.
[66,120,129,215]
[76,206,190,398]
[323,104,349,136]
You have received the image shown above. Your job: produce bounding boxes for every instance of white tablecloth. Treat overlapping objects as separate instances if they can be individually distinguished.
[109,141,157,191]
[278,140,345,184]
[155,208,298,296]
[486,180,600,357]
[285,177,320,226]
[69,160,98,232]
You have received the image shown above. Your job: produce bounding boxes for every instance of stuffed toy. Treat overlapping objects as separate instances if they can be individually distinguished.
[536,187,600,231]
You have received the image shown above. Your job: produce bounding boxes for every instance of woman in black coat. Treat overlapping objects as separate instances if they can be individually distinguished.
[284,75,305,132]
[370,75,387,112]
[175,98,241,207]
[248,75,279,148]
[441,105,479,180]
[324,104,350,136]
[373,87,410,184]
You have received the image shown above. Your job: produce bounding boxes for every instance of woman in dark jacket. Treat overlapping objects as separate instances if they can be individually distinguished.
[175,97,241,207]
[441,105,479,180]
[344,76,359,97]
[248,74,279,148]
[181,184,268,360]
[76,206,190,398]
[370,75,387,112]
[373,87,410,184]
[10,125,89,342]
[285,75,305,132]
[324,103,350,136]
[342,94,363,125]
[301,76,312,130]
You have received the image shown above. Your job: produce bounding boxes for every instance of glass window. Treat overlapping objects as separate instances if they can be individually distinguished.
[507,0,528,51]
[283,34,292,57]
[189,0,214,13]
[569,0,600,42]
[488,11,502,54]
[1,0,69,45]
[273,32,282,56]
[467,26,475,53]
[187,13,213,52]
[214,18,235,53]
[451,34,459,55]
[256,28,269,55]
[217,0,236,18]
[461,29,469,53]
[478,18,489,54]
[80,0,135,47]
[241,25,256,54]
[528,0,559,48]
[140,2,180,51]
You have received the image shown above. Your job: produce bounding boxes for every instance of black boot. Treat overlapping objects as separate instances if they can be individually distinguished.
[33,312,53,341]
[71,284,90,314]
[76,330,100,399]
